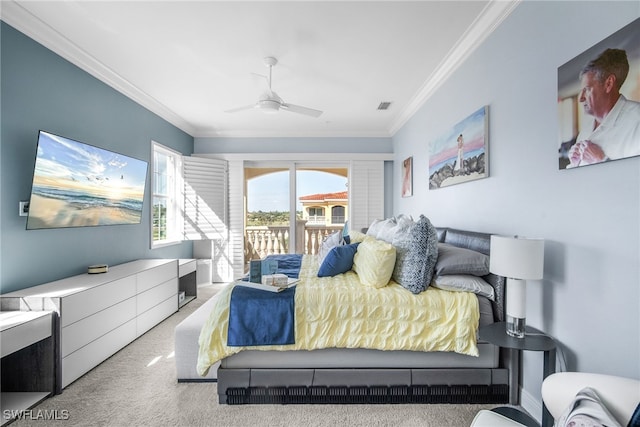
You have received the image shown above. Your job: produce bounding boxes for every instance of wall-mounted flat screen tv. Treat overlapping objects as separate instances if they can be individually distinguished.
[26,131,148,230]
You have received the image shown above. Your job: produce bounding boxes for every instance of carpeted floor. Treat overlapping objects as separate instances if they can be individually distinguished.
[10,283,499,427]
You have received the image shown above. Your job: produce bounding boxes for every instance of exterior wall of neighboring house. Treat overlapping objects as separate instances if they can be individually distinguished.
[299,191,348,226]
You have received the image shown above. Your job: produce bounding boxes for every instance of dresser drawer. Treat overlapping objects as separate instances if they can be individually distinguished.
[136,278,177,315]
[61,276,136,327]
[179,259,197,277]
[61,297,136,357]
[62,318,136,388]
[137,261,177,293]
[136,295,177,337]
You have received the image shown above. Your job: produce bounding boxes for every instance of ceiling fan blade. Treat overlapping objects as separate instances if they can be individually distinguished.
[224,104,257,113]
[281,102,323,118]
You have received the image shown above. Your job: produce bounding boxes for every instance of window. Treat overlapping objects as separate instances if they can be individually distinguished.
[331,206,345,224]
[151,142,182,248]
[308,207,324,218]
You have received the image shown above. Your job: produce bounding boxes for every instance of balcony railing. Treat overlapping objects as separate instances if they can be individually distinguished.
[245,221,344,264]
[305,215,326,225]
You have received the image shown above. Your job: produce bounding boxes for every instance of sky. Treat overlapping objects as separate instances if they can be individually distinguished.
[33,131,148,200]
[247,170,347,212]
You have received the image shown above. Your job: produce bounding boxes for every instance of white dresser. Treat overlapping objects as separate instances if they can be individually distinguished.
[1,259,178,389]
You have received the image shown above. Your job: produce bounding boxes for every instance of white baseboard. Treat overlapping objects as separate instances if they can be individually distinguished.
[521,387,543,425]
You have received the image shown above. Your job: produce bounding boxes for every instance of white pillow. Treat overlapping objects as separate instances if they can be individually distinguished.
[366,215,413,243]
[377,215,414,244]
[318,231,344,263]
[433,274,495,300]
[365,218,389,239]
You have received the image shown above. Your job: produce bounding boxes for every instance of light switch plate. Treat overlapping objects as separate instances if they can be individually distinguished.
[19,201,29,216]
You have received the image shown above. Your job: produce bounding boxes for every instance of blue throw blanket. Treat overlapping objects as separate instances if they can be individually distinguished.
[227,254,302,347]
[269,254,302,279]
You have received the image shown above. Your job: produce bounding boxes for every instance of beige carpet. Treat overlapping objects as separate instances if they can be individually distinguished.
[12,283,499,427]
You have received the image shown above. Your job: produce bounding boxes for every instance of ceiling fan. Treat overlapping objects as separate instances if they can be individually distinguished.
[225,57,323,118]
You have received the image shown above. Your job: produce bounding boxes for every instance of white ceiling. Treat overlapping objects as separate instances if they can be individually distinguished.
[1,1,519,138]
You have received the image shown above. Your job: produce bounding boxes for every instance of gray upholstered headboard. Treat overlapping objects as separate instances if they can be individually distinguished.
[436,227,505,322]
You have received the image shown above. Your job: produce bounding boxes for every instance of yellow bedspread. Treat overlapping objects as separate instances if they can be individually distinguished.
[197,255,479,376]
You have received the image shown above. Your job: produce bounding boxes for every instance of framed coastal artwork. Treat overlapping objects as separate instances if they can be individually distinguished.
[428,105,489,189]
[401,156,413,197]
[557,17,640,170]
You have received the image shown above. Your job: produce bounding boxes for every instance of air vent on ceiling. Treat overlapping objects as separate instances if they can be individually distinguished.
[377,102,392,111]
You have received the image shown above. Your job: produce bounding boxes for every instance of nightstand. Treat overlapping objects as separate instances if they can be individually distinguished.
[479,321,556,427]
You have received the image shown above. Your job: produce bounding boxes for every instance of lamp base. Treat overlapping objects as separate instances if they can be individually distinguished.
[506,315,525,338]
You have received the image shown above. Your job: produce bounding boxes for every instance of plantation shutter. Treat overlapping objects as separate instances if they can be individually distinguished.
[182,157,227,241]
[227,160,245,280]
[349,160,384,233]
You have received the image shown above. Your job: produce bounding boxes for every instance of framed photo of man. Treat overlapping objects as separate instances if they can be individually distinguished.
[557,18,640,170]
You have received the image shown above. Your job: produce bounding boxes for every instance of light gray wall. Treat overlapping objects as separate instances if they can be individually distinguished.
[194,136,393,154]
[1,22,194,293]
[392,0,639,413]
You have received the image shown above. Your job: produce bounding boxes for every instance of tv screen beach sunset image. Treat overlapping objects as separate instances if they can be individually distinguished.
[26,131,148,230]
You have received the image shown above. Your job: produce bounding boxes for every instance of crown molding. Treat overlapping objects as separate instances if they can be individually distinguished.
[192,127,392,138]
[192,152,394,162]
[388,0,521,136]
[1,1,197,136]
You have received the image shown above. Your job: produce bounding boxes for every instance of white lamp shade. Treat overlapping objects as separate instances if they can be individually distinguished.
[490,235,545,280]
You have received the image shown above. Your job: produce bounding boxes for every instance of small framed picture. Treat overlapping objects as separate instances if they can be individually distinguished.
[402,156,413,197]
[428,106,489,189]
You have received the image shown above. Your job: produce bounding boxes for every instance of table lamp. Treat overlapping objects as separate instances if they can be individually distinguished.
[490,235,545,338]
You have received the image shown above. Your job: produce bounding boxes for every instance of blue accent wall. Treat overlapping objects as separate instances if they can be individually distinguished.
[0,22,194,293]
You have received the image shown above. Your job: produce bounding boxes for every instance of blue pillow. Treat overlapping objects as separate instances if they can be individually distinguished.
[318,243,360,277]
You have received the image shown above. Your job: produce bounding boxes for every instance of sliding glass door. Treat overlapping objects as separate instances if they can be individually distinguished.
[245,167,291,261]
[244,163,347,267]
[296,167,347,256]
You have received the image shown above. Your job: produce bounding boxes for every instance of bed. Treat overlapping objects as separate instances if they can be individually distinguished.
[194,221,515,405]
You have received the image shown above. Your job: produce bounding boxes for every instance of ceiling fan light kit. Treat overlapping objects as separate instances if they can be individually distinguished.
[258,99,280,114]
[226,56,323,118]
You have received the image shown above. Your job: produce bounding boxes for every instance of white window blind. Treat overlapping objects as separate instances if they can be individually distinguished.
[227,160,245,280]
[182,156,228,241]
[349,160,384,233]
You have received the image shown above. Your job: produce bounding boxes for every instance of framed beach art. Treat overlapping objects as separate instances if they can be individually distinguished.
[26,131,148,230]
[401,156,413,197]
[557,18,640,170]
[428,106,489,189]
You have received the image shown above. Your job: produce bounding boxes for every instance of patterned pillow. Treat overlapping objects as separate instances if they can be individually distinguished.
[391,215,439,294]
